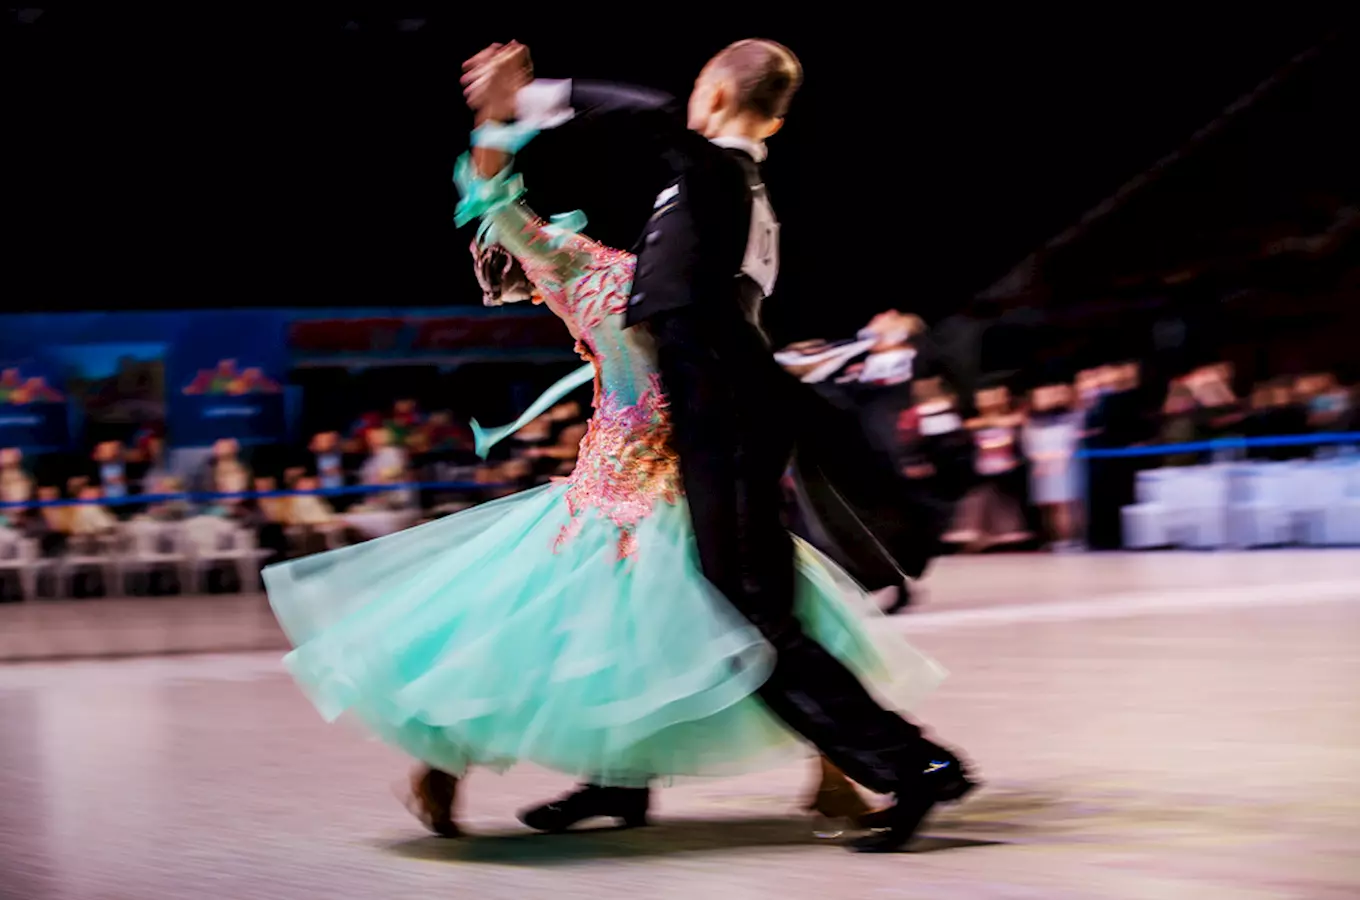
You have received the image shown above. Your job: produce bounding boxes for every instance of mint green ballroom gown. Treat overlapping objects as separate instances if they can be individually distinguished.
[263,154,945,788]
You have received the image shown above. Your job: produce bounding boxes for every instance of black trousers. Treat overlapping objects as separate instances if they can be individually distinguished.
[649,310,932,795]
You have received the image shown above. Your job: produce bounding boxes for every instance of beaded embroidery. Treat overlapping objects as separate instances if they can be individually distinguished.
[513,216,635,330]
[482,199,676,560]
[554,373,682,561]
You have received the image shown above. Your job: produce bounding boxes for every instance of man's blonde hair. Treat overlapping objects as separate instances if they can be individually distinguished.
[710,39,803,120]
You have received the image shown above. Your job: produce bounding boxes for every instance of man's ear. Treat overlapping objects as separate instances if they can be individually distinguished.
[760,117,785,140]
[710,79,731,117]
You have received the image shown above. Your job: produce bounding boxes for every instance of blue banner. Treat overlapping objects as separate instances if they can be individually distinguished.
[174,392,288,447]
[166,312,290,448]
[0,306,575,451]
[46,342,167,448]
[0,358,71,452]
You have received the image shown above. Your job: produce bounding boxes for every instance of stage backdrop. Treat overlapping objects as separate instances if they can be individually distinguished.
[47,342,167,449]
[0,307,573,451]
[285,306,574,367]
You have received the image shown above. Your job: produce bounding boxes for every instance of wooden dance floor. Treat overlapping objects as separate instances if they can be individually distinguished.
[2,552,1358,898]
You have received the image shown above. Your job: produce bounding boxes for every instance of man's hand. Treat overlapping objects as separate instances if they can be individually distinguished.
[462,41,532,122]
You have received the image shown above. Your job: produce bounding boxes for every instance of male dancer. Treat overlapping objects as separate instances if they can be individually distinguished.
[463,39,974,852]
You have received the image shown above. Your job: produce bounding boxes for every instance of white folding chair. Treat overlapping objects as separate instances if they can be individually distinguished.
[0,526,47,601]
[58,532,120,598]
[1122,467,1185,549]
[121,519,191,594]
[1226,464,1292,548]
[1177,465,1230,549]
[184,516,270,593]
[1320,460,1360,545]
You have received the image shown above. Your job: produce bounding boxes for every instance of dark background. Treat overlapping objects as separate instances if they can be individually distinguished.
[4,8,1349,344]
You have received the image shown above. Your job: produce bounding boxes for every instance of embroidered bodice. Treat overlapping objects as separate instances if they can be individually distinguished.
[459,161,682,559]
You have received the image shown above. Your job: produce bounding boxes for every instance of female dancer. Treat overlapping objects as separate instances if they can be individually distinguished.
[264,130,941,836]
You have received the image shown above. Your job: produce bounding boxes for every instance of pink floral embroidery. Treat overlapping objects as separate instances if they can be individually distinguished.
[503,209,670,560]
[554,374,682,560]
[513,218,635,330]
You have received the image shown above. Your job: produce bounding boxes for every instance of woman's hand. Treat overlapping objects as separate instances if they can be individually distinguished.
[463,41,532,123]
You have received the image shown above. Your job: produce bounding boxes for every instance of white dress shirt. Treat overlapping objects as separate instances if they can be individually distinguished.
[515,79,574,130]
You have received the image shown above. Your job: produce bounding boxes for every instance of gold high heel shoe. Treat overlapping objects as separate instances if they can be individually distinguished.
[805,757,882,837]
[407,766,462,838]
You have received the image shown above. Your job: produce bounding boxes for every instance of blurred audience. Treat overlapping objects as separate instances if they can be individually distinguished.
[68,484,117,537]
[0,448,34,529]
[1022,384,1083,550]
[310,431,345,490]
[946,386,1031,551]
[144,475,193,522]
[2,305,1356,601]
[93,441,129,500]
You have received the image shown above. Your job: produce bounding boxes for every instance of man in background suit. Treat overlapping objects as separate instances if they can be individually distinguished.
[464,39,974,852]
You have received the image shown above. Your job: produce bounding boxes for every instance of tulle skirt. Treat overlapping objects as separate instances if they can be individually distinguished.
[265,483,944,786]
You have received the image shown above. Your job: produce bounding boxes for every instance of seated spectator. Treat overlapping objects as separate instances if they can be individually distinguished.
[68,485,118,537]
[0,448,34,529]
[29,486,71,558]
[471,459,526,500]
[1344,384,1360,437]
[357,427,415,510]
[128,430,172,493]
[510,413,553,447]
[492,458,534,498]
[196,438,251,502]
[282,476,344,557]
[390,398,423,444]
[93,441,129,502]
[522,402,588,482]
[360,427,407,485]
[1245,380,1309,461]
[419,411,472,457]
[238,476,289,565]
[1185,364,1244,438]
[346,411,386,454]
[144,476,193,522]
[286,476,340,527]
[1160,381,1203,466]
[1302,373,1348,430]
[310,431,345,490]
[253,476,290,525]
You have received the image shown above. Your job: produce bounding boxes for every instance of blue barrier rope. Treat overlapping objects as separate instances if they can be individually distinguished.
[3,432,1355,509]
[0,479,509,511]
[1077,432,1360,459]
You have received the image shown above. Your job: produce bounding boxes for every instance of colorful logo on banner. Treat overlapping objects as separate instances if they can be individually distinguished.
[181,359,283,397]
[174,358,287,447]
[0,367,65,405]
[164,311,292,448]
[0,364,71,451]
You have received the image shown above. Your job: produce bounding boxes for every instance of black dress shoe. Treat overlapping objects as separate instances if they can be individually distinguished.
[518,784,651,833]
[849,752,976,853]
